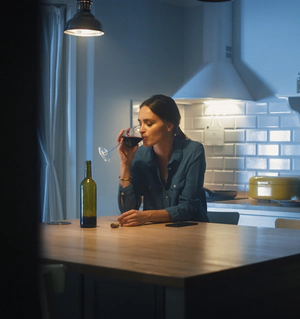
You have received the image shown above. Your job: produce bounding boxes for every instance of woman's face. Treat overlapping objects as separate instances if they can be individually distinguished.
[138,106,173,147]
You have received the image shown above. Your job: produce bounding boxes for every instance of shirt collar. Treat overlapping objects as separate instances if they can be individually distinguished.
[147,137,183,165]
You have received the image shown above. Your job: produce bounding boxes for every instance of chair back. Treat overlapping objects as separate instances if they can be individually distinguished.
[207,211,239,225]
[275,218,300,230]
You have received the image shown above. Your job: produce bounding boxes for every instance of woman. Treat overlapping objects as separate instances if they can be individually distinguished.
[117,94,208,226]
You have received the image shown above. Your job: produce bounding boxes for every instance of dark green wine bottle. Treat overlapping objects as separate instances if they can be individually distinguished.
[80,160,97,228]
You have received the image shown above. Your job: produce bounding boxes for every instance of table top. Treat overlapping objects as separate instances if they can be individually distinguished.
[40,216,300,289]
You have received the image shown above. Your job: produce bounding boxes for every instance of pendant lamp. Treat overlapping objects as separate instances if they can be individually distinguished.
[64,0,104,37]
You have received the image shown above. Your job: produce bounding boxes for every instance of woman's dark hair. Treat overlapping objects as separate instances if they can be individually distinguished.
[140,94,187,139]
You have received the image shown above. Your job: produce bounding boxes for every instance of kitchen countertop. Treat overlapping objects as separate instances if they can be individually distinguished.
[207,192,300,213]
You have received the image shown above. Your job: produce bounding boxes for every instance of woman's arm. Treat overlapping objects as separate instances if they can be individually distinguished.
[117,209,171,226]
[117,129,142,212]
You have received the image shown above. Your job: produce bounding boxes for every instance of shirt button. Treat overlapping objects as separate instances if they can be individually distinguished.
[173,184,176,188]
[168,167,171,170]
[166,196,168,199]
[121,192,124,195]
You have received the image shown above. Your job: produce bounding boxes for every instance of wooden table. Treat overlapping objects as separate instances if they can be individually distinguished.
[40,216,300,318]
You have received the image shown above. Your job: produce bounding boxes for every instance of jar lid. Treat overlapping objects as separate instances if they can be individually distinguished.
[249,176,300,185]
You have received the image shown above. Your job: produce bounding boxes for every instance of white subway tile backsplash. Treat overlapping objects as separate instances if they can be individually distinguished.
[293,129,300,142]
[280,114,300,127]
[204,102,245,116]
[184,117,193,129]
[246,102,268,115]
[235,170,257,185]
[213,144,235,156]
[185,130,204,142]
[213,170,235,183]
[194,117,211,129]
[236,116,257,128]
[269,158,290,170]
[246,157,267,170]
[224,184,246,191]
[257,144,279,156]
[246,130,268,142]
[224,130,245,142]
[206,157,223,169]
[203,145,214,156]
[281,144,300,156]
[200,116,235,129]
[182,98,300,191]
[269,100,291,114]
[204,183,219,189]
[269,130,291,142]
[258,115,279,128]
[183,103,204,117]
[224,157,245,170]
[235,143,256,156]
[204,170,213,183]
[218,116,235,128]
[292,158,300,170]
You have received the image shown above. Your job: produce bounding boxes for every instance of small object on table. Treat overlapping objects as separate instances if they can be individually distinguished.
[110,222,120,228]
[166,221,198,227]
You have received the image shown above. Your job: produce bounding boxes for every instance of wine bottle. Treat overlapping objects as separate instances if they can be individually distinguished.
[80,160,97,228]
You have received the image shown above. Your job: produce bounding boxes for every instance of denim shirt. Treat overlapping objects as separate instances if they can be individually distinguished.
[118,137,208,222]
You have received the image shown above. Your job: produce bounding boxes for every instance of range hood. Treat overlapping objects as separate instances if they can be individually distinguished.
[173,1,253,101]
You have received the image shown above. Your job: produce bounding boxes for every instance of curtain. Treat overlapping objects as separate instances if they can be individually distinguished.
[38,5,66,222]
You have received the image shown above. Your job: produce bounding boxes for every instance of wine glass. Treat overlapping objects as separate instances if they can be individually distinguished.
[98,125,142,162]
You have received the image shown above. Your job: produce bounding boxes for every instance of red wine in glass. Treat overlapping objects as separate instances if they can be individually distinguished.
[123,136,142,148]
[98,125,141,162]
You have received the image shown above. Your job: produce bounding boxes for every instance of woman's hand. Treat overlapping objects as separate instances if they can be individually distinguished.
[117,129,138,165]
[117,210,149,226]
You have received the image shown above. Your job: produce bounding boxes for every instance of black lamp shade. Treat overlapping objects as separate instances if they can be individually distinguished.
[64,1,104,37]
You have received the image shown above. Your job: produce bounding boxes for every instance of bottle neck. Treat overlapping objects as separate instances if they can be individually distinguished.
[85,160,92,178]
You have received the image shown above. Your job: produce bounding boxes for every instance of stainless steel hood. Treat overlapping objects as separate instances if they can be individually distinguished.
[173,1,253,101]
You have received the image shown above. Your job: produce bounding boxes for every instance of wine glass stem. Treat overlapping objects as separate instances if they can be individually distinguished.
[107,144,120,153]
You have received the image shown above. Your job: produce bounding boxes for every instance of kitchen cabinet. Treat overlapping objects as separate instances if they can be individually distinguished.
[208,195,300,228]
